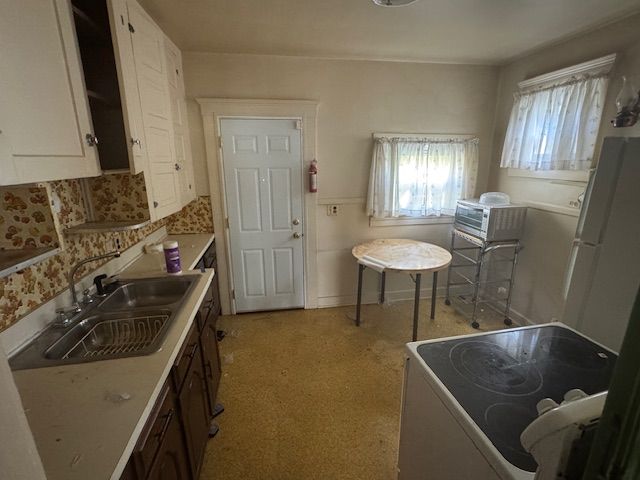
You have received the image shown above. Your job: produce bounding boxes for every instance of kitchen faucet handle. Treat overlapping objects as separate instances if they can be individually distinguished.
[54,307,79,328]
[82,288,94,305]
[93,274,108,296]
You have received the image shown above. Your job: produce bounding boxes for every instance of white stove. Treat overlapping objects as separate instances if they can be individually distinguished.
[397,323,616,479]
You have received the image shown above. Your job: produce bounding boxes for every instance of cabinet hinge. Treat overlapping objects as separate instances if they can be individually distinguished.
[232,289,236,300]
[225,217,230,229]
[218,136,223,148]
[295,120,302,130]
[128,22,135,33]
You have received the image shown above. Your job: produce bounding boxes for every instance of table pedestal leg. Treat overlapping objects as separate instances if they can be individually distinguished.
[431,271,438,319]
[380,271,386,304]
[356,263,364,326]
[412,273,422,341]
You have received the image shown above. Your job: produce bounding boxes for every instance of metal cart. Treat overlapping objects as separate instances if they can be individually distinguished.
[444,228,522,329]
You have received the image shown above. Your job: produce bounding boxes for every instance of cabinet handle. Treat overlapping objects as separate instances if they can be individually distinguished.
[155,408,174,442]
[131,137,141,147]
[85,133,99,146]
[206,362,213,380]
[187,342,198,359]
[203,299,214,310]
[174,163,182,171]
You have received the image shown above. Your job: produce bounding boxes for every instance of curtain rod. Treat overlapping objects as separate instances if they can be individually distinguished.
[374,136,479,144]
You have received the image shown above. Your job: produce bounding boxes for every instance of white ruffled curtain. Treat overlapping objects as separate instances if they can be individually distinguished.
[500,74,608,171]
[366,138,478,218]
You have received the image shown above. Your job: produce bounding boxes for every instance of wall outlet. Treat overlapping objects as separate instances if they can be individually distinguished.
[327,204,339,216]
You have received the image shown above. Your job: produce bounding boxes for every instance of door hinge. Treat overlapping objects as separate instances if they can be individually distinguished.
[225,217,230,229]
[128,22,135,33]
[218,136,223,148]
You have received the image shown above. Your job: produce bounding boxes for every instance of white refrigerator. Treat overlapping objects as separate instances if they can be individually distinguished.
[562,136,640,352]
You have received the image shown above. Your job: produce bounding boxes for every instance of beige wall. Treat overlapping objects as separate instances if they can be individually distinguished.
[489,13,640,324]
[183,53,500,305]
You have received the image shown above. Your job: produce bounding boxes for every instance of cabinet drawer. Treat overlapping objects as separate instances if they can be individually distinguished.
[202,241,216,269]
[171,322,199,394]
[129,381,174,477]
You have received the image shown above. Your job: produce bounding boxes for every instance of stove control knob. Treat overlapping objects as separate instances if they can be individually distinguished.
[563,389,588,404]
[536,398,559,416]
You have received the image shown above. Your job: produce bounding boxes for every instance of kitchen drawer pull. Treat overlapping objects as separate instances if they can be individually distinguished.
[156,408,174,443]
[187,342,198,359]
[206,361,213,380]
[203,299,214,310]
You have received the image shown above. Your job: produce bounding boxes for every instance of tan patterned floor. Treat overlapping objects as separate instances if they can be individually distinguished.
[200,300,508,480]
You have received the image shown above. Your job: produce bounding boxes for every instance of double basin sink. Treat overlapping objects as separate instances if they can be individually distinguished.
[10,276,198,370]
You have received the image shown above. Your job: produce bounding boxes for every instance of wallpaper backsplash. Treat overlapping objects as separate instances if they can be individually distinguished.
[0,177,213,331]
[0,186,59,250]
[87,173,150,222]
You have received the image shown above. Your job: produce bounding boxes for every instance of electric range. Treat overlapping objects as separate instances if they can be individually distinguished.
[397,324,617,480]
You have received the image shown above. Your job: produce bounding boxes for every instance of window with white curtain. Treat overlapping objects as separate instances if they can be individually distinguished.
[366,136,478,220]
[500,54,615,172]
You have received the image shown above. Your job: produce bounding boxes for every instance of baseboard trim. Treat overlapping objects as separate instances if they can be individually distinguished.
[317,286,449,309]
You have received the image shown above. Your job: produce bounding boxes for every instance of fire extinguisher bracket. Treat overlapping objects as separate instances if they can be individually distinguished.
[309,159,318,193]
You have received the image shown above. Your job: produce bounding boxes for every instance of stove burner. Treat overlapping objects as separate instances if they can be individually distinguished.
[450,341,542,396]
[536,336,609,370]
[484,403,538,472]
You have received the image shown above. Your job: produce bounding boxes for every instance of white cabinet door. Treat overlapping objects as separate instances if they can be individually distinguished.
[0,0,100,185]
[164,36,196,206]
[126,0,181,220]
[221,118,305,312]
[107,0,148,174]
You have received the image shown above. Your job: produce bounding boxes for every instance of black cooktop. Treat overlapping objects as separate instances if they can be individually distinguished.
[417,325,617,472]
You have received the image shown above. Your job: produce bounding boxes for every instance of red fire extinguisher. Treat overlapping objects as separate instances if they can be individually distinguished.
[309,159,318,193]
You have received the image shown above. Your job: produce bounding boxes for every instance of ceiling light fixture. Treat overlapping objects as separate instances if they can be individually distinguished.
[372,0,420,7]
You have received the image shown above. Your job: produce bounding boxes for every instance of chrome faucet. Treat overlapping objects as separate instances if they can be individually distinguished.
[68,250,121,310]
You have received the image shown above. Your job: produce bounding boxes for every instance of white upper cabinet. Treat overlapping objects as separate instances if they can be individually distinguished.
[107,0,148,174]
[126,0,181,220]
[0,0,100,185]
[164,36,196,206]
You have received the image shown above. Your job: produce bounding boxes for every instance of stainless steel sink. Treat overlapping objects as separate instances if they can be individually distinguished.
[99,278,193,311]
[10,275,198,370]
[44,310,172,361]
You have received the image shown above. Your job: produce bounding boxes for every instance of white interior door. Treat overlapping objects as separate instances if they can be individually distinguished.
[221,118,304,312]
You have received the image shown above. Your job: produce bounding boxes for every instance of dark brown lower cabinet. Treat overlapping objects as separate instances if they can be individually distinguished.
[123,382,190,479]
[178,316,211,479]
[200,308,221,417]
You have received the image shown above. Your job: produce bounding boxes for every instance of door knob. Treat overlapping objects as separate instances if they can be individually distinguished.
[293,232,302,239]
[292,218,300,225]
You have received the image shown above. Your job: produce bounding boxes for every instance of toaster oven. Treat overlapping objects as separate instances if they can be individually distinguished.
[454,199,527,241]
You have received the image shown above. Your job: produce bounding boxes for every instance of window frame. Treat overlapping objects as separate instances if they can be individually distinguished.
[370,132,477,226]
[501,54,616,180]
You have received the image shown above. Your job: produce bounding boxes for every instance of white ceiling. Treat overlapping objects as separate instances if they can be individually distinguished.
[138,0,640,64]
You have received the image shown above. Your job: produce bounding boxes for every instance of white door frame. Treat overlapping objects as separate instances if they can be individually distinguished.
[197,98,319,314]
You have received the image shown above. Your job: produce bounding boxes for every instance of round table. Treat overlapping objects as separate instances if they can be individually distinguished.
[351,239,452,341]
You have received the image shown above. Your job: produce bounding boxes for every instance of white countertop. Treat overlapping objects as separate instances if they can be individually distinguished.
[12,233,215,480]
[124,233,215,277]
